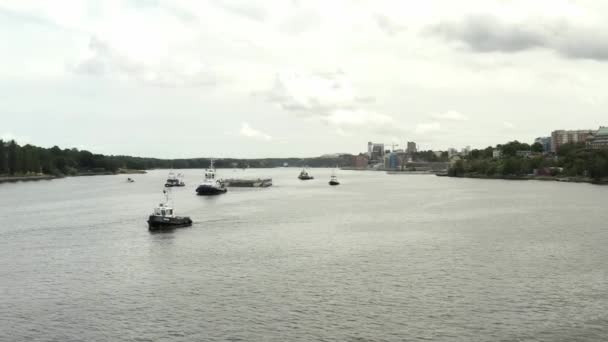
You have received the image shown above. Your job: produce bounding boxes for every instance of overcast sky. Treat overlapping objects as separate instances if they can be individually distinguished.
[1,0,607,158]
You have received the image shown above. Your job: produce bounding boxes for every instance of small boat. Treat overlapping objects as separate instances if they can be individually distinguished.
[147,189,192,231]
[329,174,340,186]
[165,171,185,187]
[298,168,314,180]
[127,177,135,183]
[196,160,227,195]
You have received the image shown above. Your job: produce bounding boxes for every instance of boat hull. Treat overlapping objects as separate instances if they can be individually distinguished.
[329,181,340,186]
[164,183,185,187]
[196,185,227,195]
[224,178,273,187]
[298,176,314,180]
[147,215,192,231]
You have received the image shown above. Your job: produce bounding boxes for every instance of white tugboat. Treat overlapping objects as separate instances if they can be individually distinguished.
[298,168,314,180]
[329,167,340,186]
[165,171,185,187]
[147,189,192,231]
[329,174,340,186]
[195,160,227,195]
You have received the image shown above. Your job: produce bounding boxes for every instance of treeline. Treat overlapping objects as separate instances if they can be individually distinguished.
[449,141,608,180]
[412,150,448,162]
[0,140,356,176]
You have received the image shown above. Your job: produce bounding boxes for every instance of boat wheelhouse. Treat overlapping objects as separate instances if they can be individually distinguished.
[196,160,227,195]
[329,174,340,186]
[147,190,192,231]
[298,168,314,180]
[165,171,185,187]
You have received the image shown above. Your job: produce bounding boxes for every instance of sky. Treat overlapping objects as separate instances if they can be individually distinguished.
[1,0,607,158]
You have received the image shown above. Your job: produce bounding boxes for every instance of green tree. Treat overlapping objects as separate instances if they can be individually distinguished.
[448,160,465,176]
[531,142,544,153]
[0,139,6,174]
[7,140,18,175]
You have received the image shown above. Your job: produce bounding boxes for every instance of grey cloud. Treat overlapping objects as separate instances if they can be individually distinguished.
[429,15,608,61]
[557,34,608,60]
[431,15,547,52]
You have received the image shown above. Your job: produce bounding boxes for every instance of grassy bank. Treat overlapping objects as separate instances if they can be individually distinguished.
[445,173,608,185]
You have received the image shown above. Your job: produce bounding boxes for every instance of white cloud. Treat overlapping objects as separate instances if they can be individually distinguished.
[258,70,402,135]
[240,122,273,141]
[335,128,352,137]
[374,14,407,36]
[503,121,516,129]
[432,110,469,121]
[260,70,354,113]
[2,0,608,157]
[415,122,442,134]
[71,37,218,87]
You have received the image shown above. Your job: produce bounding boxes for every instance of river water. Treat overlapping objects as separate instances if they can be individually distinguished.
[1,168,607,341]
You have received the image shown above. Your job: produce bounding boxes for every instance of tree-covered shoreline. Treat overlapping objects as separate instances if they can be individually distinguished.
[0,140,355,177]
[448,141,608,182]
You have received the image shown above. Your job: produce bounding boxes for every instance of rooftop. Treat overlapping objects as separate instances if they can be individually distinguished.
[596,127,608,136]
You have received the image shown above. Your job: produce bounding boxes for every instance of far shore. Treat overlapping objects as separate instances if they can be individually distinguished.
[444,173,608,185]
[0,169,147,184]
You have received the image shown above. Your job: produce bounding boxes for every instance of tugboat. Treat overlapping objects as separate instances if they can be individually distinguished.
[147,189,192,231]
[196,160,227,195]
[329,174,340,186]
[298,168,314,180]
[165,171,185,187]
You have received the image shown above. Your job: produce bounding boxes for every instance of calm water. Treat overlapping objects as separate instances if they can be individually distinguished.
[1,169,607,341]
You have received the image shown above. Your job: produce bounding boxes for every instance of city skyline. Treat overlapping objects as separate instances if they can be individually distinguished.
[2,1,608,158]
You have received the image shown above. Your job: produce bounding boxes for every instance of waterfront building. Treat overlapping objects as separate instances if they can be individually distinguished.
[449,155,462,166]
[406,141,417,154]
[587,127,608,149]
[353,154,369,169]
[461,146,471,156]
[534,137,551,152]
[448,148,458,158]
[551,129,595,152]
[493,149,502,159]
[367,142,385,161]
[387,153,401,169]
[516,150,532,158]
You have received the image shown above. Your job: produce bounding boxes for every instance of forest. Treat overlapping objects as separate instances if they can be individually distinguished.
[0,140,355,176]
[449,141,608,180]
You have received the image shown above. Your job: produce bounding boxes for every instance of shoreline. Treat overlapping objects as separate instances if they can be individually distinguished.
[0,169,147,184]
[444,173,608,185]
[0,175,58,184]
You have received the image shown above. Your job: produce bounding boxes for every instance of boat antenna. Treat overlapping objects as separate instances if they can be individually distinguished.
[162,188,173,206]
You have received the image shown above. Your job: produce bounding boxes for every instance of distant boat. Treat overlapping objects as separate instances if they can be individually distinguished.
[147,189,192,231]
[165,171,185,187]
[127,177,135,183]
[298,168,314,180]
[196,160,227,195]
[329,174,340,186]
